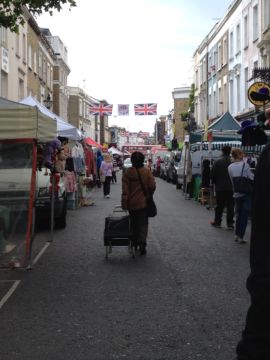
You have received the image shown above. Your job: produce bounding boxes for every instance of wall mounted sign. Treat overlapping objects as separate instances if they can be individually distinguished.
[248,82,270,106]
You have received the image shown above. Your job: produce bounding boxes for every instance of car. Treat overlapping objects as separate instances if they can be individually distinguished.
[167,151,181,184]
[160,154,170,180]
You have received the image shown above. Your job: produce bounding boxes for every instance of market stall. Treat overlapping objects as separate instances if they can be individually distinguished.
[20,96,82,141]
[0,97,57,268]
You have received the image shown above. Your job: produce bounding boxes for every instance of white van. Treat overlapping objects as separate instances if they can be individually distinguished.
[176,141,242,189]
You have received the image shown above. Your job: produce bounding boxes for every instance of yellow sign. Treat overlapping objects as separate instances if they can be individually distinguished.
[248,82,270,106]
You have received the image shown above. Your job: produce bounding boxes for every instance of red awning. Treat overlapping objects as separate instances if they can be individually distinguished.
[85,137,102,148]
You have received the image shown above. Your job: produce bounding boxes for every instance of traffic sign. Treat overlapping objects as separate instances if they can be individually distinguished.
[248,82,270,106]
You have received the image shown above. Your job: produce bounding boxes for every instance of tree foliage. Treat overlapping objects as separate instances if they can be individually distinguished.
[0,0,76,32]
[188,83,195,113]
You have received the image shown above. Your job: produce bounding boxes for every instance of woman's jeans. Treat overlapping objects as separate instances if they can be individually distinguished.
[103,176,112,196]
[235,195,251,239]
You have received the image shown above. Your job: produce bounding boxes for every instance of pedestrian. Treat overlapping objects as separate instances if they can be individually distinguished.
[122,151,156,255]
[228,148,254,243]
[210,145,234,229]
[156,156,161,177]
[100,154,113,199]
[96,150,103,188]
[111,156,118,183]
[236,143,270,360]
[147,158,153,171]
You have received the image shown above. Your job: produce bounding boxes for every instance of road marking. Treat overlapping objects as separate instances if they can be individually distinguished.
[0,280,21,309]
[33,242,50,265]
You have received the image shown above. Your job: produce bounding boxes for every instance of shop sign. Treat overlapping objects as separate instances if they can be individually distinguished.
[248,82,270,106]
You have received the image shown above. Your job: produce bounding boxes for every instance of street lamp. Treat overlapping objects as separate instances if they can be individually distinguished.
[44,94,53,110]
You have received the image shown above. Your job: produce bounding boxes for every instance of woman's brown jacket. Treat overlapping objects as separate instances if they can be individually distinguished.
[121,166,156,210]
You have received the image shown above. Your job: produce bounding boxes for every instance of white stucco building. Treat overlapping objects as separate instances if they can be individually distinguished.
[193,0,270,127]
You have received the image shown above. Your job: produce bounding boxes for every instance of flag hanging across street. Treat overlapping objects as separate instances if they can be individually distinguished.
[89,102,113,116]
[118,104,129,116]
[134,103,157,116]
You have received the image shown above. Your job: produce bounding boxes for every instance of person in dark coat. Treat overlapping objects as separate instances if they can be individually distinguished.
[236,143,270,360]
[96,150,103,188]
[210,145,234,229]
[122,152,156,255]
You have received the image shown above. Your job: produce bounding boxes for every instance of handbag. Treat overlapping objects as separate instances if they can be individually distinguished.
[100,175,105,183]
[136,168,157,217]
[232,163,253,194]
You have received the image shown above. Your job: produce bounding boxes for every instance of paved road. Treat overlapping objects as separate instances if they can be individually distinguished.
[0,174,250,360]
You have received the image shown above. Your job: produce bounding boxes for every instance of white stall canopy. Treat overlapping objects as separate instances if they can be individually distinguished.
[20,96,82,141]
[0,97,56,141]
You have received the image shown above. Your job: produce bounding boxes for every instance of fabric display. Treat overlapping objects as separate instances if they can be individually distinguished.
[71,142,85,174]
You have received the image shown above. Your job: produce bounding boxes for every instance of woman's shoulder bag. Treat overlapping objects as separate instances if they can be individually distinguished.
[136,168,157,217]
[232,162,253,194]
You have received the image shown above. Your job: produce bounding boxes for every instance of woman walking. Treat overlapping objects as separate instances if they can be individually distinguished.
[100,154,113,199]
[228,148,254,243]
[122,152,156,255]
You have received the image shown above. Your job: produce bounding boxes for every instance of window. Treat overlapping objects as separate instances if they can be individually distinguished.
[244,15,249,48]
[223,37,227,65]
[218,43,222,69]
[253,5,258,41]
[79,99,83,116]
[229,79,234,114]
[209,94,212,118]
[213,90,217,116]
[22,33,26,62]
[236,74,240,113]
[28,44,32,69]
[244,67,249,109]
[18,78,24,100]
[33,51,37,73]
[50,66,53,88]
[229,31,234,59]
[263,0,270,31]
[213,50,218,71]
[218,86,222,114]
[1,70,7,97]
[202,58,206,82]
[43,58,46,81]
[38,52,42,77]
[223,82,227,111]
[236,23,241,54]
[0,27,7,45]
[16,33,20,57]
[47,63,50,86]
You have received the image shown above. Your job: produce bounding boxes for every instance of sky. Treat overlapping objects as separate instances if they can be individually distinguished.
[37,0,233,134]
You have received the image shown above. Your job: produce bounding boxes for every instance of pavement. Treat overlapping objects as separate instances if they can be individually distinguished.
[0,174,251,360]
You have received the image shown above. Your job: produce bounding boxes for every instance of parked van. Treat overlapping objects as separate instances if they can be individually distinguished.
[176,141,242,189]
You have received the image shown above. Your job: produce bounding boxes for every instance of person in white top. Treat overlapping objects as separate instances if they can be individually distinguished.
[228,148,254,243]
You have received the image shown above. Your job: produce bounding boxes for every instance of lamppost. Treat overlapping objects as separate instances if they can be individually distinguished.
[44,94,53,110]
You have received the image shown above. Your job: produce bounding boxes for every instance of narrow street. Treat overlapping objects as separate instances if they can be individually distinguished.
[0,174,250,360]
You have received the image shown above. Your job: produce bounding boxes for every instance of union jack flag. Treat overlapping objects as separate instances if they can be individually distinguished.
[134,103,157,116]
[89,102,113,116]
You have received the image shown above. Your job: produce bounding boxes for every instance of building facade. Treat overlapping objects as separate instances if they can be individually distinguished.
[68,86,97,140]
[41,28,70,119]
[172,87,190,142]
[193,0,270,128]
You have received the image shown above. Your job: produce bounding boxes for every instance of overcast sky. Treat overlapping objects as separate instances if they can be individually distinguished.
[37,0,233,133]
